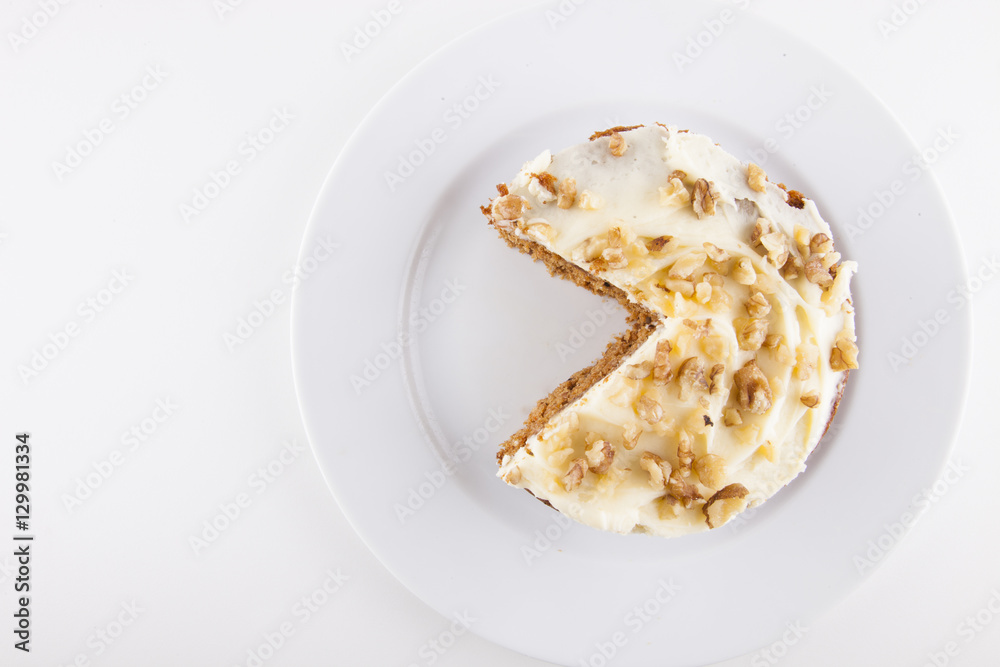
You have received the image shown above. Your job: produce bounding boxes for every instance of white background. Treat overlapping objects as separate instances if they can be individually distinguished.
[1,0,998,666]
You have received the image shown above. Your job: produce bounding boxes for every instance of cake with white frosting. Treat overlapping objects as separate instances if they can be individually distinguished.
[483,124,858,537]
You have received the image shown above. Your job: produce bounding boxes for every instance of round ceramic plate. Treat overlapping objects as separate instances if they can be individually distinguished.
[291,2,970,665]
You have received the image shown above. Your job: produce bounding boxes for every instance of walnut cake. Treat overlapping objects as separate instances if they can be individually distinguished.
[482,124,858,536]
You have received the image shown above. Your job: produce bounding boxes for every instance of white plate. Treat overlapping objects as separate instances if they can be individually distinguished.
[291,2,970,665]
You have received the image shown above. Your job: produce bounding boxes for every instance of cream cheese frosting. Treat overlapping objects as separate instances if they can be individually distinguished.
[491,125,858,536]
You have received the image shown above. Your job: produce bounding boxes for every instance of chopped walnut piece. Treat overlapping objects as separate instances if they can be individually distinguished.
[585,439,615,474]
[563,457,587,491]
[622,423,642,450]
[703,242,730,263]
[502,465,521,485]
[652,340,673,385]
[764,333,783,349]
[574,235,607,262]
[755,441,775,462]
[667,469,703,509]
[669,169,688,182]
[608,132,627,156]
[682,318,713,339]
[708,288,733,314]
[636,394,664,424]
[822,267,853,311]
[793,225,812,257]
[759,231,790,267]
[804,256,834,287]
[747,163,767,192]
[795,343,819,380]
[587,237,610,261]
[557,177,577,209]
[722,407,743,427]
[659,176,691,207]
[708,363,725,395]
[601,247,628,269]
[745,292,771,318]
[678,357,709,401]
[493,194,529,220]
[810,233,833,255]
[733,359,773,415]
[528,177,556,204]
[702,334,726,361]
[624,360,653,380]
[732,257,757,285]
[668,252,707,279]
[531,171,558,195]
[629,240,649,257]
[735,317,769,351]
[607,226,624,248]
[759,231,784,253]
[647,235,674,254]
[821,251,842,270]
[704,272,724,288]
[750,218,773,249]
[640,451,670,489]
[781,255,804,280]
[660,278,695,297]
[800,392,820,408]
[702,483,749,528]
[566,411,580,431]
[786,190,806,209]
[656,495,681,520]
[831,335,860,371]
[694,454,726,489]
[694,281,712,304]
[774,344,796,367]
[525,222,556,244]
[692,179,718,218]
[578,190,603,210]
[677,430,695,476]
[773,248,791,270]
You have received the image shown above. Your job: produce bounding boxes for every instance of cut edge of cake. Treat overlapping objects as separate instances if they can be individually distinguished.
[482,190,660,465]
